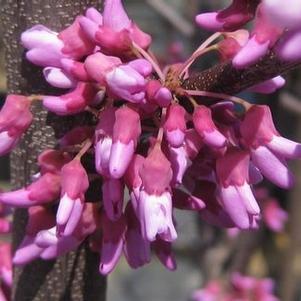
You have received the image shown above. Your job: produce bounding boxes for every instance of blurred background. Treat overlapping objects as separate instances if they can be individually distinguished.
[1,1,301,300]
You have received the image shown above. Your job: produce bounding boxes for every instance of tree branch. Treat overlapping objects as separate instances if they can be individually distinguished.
[182,52,301,94]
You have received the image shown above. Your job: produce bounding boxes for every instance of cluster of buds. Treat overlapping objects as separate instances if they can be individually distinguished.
[191,273,279,301]
[0,0,300,277]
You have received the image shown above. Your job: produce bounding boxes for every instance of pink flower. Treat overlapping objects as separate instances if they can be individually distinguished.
[0,95,33,155]
[79,1,151,56]
[56,159,89,236]
[195,0,258,32]
[94,107,116,177]
[0,172,60,207]
[233,5,283,68]
[124,154,145,212]
[99,211,126,275]
[240,105,301,188]
[124,203,151,268]
[102,178,124,221]
[262,0,301,30]
[216,149,260,229]
[193,105,227,148]
[152,239,177,271]
[36,203,99,260]
[21,18,95,68]
[146,80,172,108]
[13,206,55,265]
[164,104,186,147]
[248,76,286,94]
[138,146,177,242]
[43,82,98,115]
[109,106,141,178]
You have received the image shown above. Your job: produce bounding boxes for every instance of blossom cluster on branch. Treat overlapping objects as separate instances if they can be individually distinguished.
[0,0,299,278]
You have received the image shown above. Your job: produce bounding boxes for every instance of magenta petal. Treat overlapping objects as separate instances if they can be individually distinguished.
[236,183,260,215]
[63,198,84,236]
[26,48,63,68]
[154,87,172,107]
[267,135,301,159]
[249,76,285,94]
[43,96,68,115]
[78,16,99,41]
[95,137,112,176]
[195,12,223,31]
[251,146,295,189]
[109,140,134,179]
[249,162,263,184]
[0,188,31,207]
[220,186,251,229]
[203,129,226,148]
[124,229,151,269]
[102,179,124,221]
[103,0,131,31]
[99,239,123,275]
[233,36,270,69]
[165,129,185,148]
[85,7,103,25]
[128,59,153,77]
[56,193,74,226]
[35,227,58,247]
[21,25,60,49]
[276,28,301,61]
[43,67,76,89]
[0,131,18,156]
[13,236,43,265]
[41,236,79,259]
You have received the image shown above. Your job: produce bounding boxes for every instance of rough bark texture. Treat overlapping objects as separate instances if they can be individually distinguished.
[0,1,106,301]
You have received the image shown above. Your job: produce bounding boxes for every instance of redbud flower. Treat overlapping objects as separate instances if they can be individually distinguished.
[138,146,177,242]
[193,105,227,148]
[124,154,145,212]
[249,76,286,94]
[164,104,186,147]
[124,203,151,268]
[216,149,260,229]
[56,159,89,236]
[0,172,60,207]
[99,211,126,275]
[79,1,151,56]
[195,0,257,32]
[0,95,33,155]
[109,106,141,178]
[146,80,172,108]
[13,206,55,265]
[102,178,124,221]
[43,67,76,89]
[21,18,94,67]
[262,0,301,30]
[240,105,301,188]
[43,82,98,115]
[233,5,283,68]
[152,239,177,271]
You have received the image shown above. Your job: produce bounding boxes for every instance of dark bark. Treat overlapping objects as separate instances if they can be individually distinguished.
[182,52,301,95]
[0,1,106,301]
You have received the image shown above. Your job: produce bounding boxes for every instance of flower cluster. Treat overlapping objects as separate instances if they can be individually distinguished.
[191,273,279,301]
[0,0,300,276]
